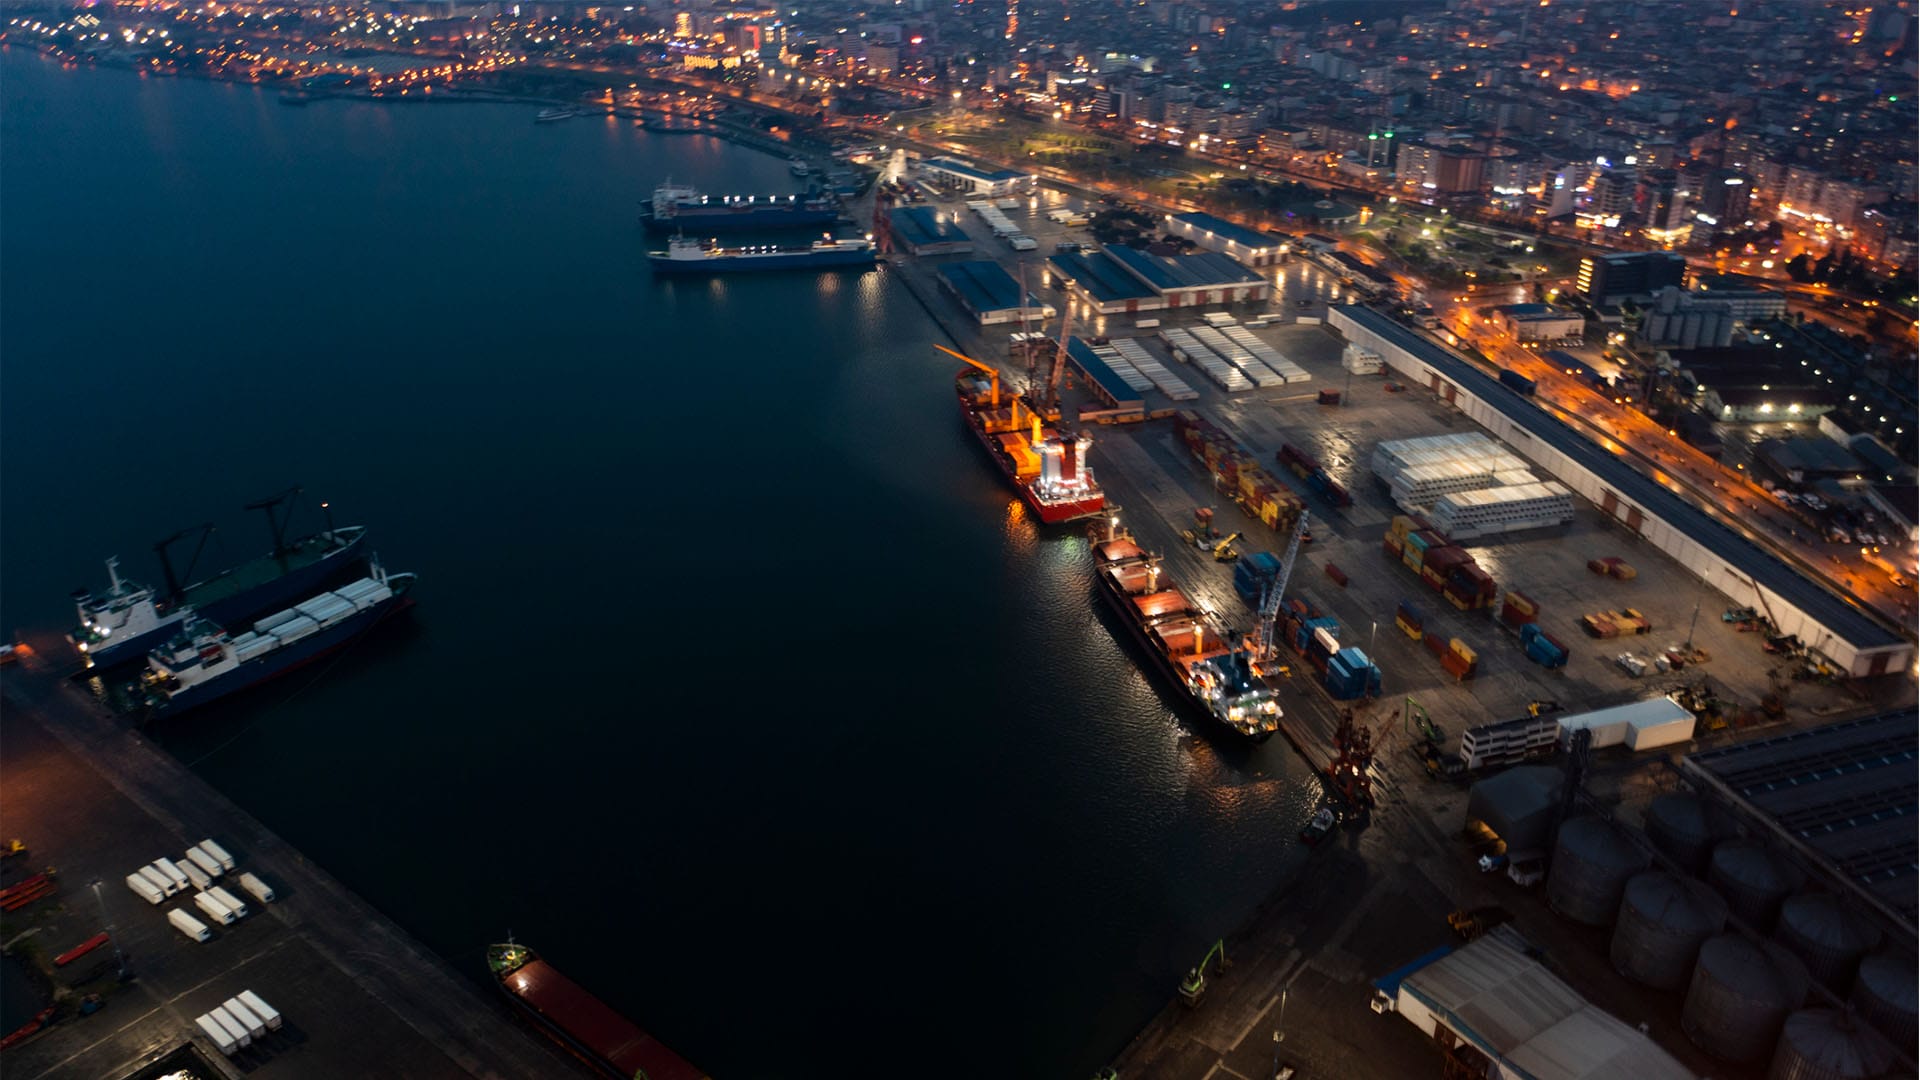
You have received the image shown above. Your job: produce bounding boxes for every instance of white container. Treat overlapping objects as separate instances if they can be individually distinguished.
[209,1005,252,1049]
[194,890,238,926]
[153,858,192,893]
[238,989,282,1031]
[182,858,212,890]
[207,885,249,920]
[168,908,212,943]
[222,997,267,1039]
[185,847,223,879]
[237,871,276,904]
[197,839,236,872]
[125,873,164,906]
[139,865,177,897]
[196,1014,238,1056]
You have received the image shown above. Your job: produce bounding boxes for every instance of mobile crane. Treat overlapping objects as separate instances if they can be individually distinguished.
[1248,511,1311,675]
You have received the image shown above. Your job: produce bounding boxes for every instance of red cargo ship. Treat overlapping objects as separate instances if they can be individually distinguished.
[487,942,706,1080]
[950,348,1105,524]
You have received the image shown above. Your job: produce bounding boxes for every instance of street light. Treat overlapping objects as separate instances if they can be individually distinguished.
[88,880,129,981]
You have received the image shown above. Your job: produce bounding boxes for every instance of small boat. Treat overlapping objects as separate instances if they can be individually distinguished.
[535,107,577,123]
[789,156,811,177]
[1299,807,1336,845]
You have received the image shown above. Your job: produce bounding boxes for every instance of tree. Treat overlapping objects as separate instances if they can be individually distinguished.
[1785,253,1816,283]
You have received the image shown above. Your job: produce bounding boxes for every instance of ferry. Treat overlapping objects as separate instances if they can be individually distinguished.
[140,561,415,717]
[488,941,707,1080]
[648,234,875,274]
[639,182,838,233]
[70,519,368,670]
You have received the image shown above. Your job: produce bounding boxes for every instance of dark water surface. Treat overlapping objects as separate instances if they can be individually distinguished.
[1,51,1317,1077]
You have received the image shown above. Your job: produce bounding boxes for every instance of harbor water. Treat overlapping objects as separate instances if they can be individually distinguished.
[0,51,1317,1077]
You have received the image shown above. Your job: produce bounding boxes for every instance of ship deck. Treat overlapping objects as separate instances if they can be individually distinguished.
[179,531,359,609]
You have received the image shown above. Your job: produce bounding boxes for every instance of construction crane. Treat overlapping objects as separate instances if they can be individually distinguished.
[1250,511,1311,673]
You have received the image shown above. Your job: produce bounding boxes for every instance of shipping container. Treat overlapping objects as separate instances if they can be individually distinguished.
[185,847,223,879]
[138,865,176,897]
[1317,390,1341,405]
[153,859,191,892]
[197,1014,238,1056]
[209,1006,252,1049]
[207,885,249,920]
[237,990,282,1031]
[194,891,238,926]
[168,908,212,943]
[125,873,164,906]
[264,613,319,644]
[1609,562,1637,581]
[182,859,212,890]
[238,872,276,905]
[222,997,267,1040]
[1324,563,1348,587]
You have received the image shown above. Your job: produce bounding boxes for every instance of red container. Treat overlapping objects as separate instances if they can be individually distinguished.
[54,932,110,967]
[1325,563,1348,587]
[1440,651,1478,680]
[1424,630,1448,657]
[1424,546,1472,572]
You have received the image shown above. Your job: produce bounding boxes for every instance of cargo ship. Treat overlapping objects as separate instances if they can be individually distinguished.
[139,561,414,717]
[487,942,706,1080]
[648,234,875,275]
[952,350,1105,524]
[69,520,369,670]
[1089,516,1281,741]
[639,182,837,233]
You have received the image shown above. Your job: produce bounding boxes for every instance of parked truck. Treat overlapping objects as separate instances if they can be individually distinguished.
[125,872,164,906]
[237,990,282,1031]
[237,872,276,905]
[197,839,237,873]
[193,890,238,927]
[206,885,249,920]
[168,909,212,944]
[184,847,223,879]
[196,1014,238,1056]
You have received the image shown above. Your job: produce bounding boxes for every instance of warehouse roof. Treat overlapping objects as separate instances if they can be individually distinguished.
[1334,306,1903,653]
[888,206,969,247]
[921,157,1027,183]
[937,260,1043,315]
[1397,937,1695,1080]
[1682,711,1917,928]
[1047,251,1157,303]
[1105,246,1263,291]
[1064,337,1144,410]
[1169,211,1284,251]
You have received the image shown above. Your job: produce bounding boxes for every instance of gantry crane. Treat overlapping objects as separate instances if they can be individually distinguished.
[1250,511,1311,674]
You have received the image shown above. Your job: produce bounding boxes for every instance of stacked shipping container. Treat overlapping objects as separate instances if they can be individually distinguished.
[1276,444,1353,508]
[1382,515,1497,610]
[1172,412,1306,533]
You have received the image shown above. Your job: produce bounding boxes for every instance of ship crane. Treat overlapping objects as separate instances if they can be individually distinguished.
[152,522,217,604]
[243,485,305,561]
[935,343,1003,409]
[1250,511,1311,675]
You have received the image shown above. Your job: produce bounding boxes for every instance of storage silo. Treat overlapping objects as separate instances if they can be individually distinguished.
[1710,839,1805,929]
[1547,816,1650,927]
[1611,872,1729,989]
[1774,894,1883,993]
[1684,934,1810,1063]
[1644,792,1730,875]
[1849,952,1917,1051]
[1767,1008,1897,1080]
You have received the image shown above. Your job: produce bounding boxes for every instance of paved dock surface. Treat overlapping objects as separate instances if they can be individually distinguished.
[0,640,584,1080]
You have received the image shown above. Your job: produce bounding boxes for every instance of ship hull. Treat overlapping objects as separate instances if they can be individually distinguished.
[77,529,369,669]
[489,946,706,1080]
[639,208,838,233]
[1091,564,1274,744]
[956,388,1106,525]
[648,249,876,274]
[148,587,412,717]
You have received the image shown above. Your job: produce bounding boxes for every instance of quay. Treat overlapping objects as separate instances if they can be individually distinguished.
[0,633,584,1080]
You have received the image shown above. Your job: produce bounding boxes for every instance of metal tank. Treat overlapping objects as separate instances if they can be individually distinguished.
[1547,816,1650,926]
[1644,792,1730,875]
[1611,872,1728,989]
[1774,893,1883,992]
[1710,839,1806,929]
[1849,952,1917,1051]
[1767,1008,1898,1080]
[1683,934,1811,1064]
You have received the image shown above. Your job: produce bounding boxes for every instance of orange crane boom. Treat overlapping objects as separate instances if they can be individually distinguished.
[936,343,1001,407]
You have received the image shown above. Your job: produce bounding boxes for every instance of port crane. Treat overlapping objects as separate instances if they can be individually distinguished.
[1249,511,1311,674]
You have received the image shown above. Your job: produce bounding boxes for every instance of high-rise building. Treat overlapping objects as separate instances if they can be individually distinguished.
[1576,252,1688,306]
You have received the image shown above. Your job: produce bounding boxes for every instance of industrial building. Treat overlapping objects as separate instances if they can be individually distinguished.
[1062,337,1145,413]
[1046,247,1268,314]
[1553,697,1695,752]
[1329,304,1911,677]
[1639,284,1787,349]
[886,206,973,255]
[935,261,1055,325]
[1576,251,1688,307]
[917,157,1034,197]
[1495,303,1585,343]
[1372,935,1696,1080]
[1162,211,1288,267]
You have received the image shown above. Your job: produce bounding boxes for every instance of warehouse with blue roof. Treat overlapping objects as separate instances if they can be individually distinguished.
[1164,211,1289,267]
[936,261,1056,325]
[886,206,973,256]
[1046,246,1270,314]
[1329,304,1911,677]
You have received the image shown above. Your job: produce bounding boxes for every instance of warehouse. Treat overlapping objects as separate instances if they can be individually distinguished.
[1373,936,1695,1080]
[1163,211,1288,267]
[1554,696,1695,753]
[1329,304,1912,678]
[1682,711,1917,934]
[887,207,973,255]
[1062,337,1145,412]
[936,261,1056,325]
[1103,246,1269,308]
[1046,250,1163,314]
[918,157,1034,197]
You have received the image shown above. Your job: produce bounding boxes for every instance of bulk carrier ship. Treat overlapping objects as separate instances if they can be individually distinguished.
[139,561,415,717]
[1090,514,1281,742]
[639,182,837,233]
[487,942,706,1080]
[648,234,875,274]
[949,346,1105,525]
[68,491,368,669]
